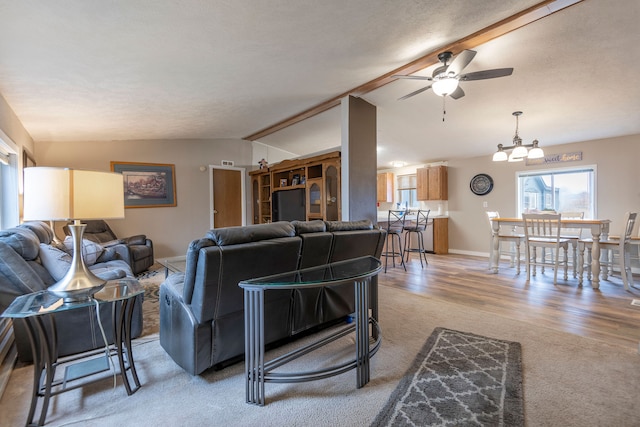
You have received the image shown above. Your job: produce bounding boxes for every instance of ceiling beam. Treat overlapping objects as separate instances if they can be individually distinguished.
[244,0,583,142]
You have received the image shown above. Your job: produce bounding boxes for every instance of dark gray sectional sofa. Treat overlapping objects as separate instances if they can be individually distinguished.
[159,219,386,375]
[0,221,143,362]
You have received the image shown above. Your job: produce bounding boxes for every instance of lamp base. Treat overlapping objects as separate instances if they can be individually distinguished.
[47,222,106,303]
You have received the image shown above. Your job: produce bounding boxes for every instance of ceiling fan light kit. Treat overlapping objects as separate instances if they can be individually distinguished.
[493,111,544,162]
[432,78,459,96]
[394,49,514,101]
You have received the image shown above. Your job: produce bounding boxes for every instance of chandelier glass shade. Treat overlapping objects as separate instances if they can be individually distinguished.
[493,111,544,162]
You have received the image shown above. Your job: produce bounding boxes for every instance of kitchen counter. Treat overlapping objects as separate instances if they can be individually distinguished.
[376,211,448,222]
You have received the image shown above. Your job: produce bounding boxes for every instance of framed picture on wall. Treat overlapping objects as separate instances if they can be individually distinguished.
[110,161,177,208]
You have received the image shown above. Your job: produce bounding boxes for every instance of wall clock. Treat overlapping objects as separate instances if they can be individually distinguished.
[470,173,494,196]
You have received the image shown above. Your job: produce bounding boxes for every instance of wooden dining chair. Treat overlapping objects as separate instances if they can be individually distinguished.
[559,211,585,278]
[522,213,570,284]
[486,211,523,274]
[578,212,637,290]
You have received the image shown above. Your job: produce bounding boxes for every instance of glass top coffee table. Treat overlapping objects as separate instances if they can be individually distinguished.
[239,256,382,406]
[157,255,187,278]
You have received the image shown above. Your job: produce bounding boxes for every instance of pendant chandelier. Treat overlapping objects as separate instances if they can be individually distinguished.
[492,111,544,162]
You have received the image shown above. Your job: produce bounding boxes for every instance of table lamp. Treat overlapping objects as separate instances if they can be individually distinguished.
[23,167,125,303]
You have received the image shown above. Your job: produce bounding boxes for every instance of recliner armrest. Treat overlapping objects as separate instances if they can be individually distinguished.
[124,235,147,245]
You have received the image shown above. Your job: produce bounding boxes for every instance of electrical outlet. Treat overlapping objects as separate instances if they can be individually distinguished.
[483,201,488,208]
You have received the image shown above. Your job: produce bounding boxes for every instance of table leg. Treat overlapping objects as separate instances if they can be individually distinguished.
[490,221,500,273]
[591,225,602,289]
[24,316,55,427]
[245,288,265,406]
[370,277,379,341]
[355,277,370,388]
[113,299,141,395]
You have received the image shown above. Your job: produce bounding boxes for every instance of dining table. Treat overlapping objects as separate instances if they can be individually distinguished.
[490,217,611,288]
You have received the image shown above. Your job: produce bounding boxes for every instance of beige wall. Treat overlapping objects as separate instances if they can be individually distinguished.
[19,124,640,261]
[34,139,253,258]
[447,134,640,257]
[0,93,34,185]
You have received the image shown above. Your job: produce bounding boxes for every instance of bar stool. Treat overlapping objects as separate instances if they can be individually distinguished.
[381,210,407,272]
[403,209,430,268]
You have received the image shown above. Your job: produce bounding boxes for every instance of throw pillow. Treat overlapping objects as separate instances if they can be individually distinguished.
[62,237,104,266]
[38,244,72,281]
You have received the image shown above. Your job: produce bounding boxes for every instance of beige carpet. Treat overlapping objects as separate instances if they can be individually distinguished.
[1,282,640,426]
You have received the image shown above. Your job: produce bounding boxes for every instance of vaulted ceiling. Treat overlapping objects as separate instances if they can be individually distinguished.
[0,1,638,168]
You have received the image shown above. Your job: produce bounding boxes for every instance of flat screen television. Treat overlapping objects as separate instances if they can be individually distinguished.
[272,188,306,222]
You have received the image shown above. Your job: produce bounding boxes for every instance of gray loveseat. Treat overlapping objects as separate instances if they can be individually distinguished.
[0,221,143,362]
[160,219,386,375]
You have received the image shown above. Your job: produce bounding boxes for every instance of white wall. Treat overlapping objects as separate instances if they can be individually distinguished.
[35,138,253,258]
[447,134,640,257]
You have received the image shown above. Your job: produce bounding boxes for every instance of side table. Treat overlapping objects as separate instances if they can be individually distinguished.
[239,256,382,406]
[157,255,187,278]
[1,278,144,426]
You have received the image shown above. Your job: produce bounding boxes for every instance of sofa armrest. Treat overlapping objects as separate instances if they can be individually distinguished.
[98,243,131,263]
[101,239,126,248]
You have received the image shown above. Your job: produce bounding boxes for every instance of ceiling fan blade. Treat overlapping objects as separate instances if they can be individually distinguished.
[392,74,432,81]
[445,49,476,76]
[449,86,465,100]
[459,68,514,81]
[398,85,432,101]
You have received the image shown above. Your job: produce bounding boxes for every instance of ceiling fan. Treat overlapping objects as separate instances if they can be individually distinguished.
[394,50,514,100]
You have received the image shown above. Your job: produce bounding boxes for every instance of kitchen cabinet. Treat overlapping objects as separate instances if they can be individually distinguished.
[432,217,449,254]
[377,172,394,203]
[417,166,448,201]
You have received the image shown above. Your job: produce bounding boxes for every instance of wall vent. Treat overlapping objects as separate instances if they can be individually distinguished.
[221,160,234,166]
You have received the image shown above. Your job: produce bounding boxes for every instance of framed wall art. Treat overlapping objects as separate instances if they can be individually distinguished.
[110,161,177,208]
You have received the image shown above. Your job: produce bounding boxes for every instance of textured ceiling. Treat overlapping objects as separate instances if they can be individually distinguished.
[0,1,639,168]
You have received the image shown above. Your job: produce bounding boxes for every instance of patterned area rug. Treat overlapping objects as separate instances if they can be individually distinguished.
[136,264,164,336]
[372,327,524,427]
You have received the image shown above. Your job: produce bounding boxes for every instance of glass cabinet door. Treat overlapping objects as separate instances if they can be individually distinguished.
[325,165,339,221]
[308,180,322,217]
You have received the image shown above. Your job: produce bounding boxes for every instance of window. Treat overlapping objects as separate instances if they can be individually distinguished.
[517,166,596,219]
[0,136,19,230]
[396,174,417,209]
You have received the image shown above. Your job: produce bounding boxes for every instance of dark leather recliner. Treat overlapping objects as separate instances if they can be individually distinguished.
[63,220,154,275]
[159,220,385,375]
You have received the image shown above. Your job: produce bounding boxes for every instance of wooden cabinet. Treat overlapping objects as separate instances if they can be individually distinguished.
[250,171,272,224]
[417,166,448,201]
[432,217,449,254]
[377,172,394,203]
[249,151,341,223]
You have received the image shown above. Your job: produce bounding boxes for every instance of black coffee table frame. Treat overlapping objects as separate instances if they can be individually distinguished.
[239,256,382,406]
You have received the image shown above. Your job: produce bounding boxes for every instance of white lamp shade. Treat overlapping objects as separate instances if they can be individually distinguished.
[528,147,544,159]
[23,167,125,221]
[511,145,529,158]
[508,152,524,162]
[432,78,459,96]
[492,151,508,162]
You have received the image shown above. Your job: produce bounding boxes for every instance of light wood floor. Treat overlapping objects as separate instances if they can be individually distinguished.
[379,252,640,351]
